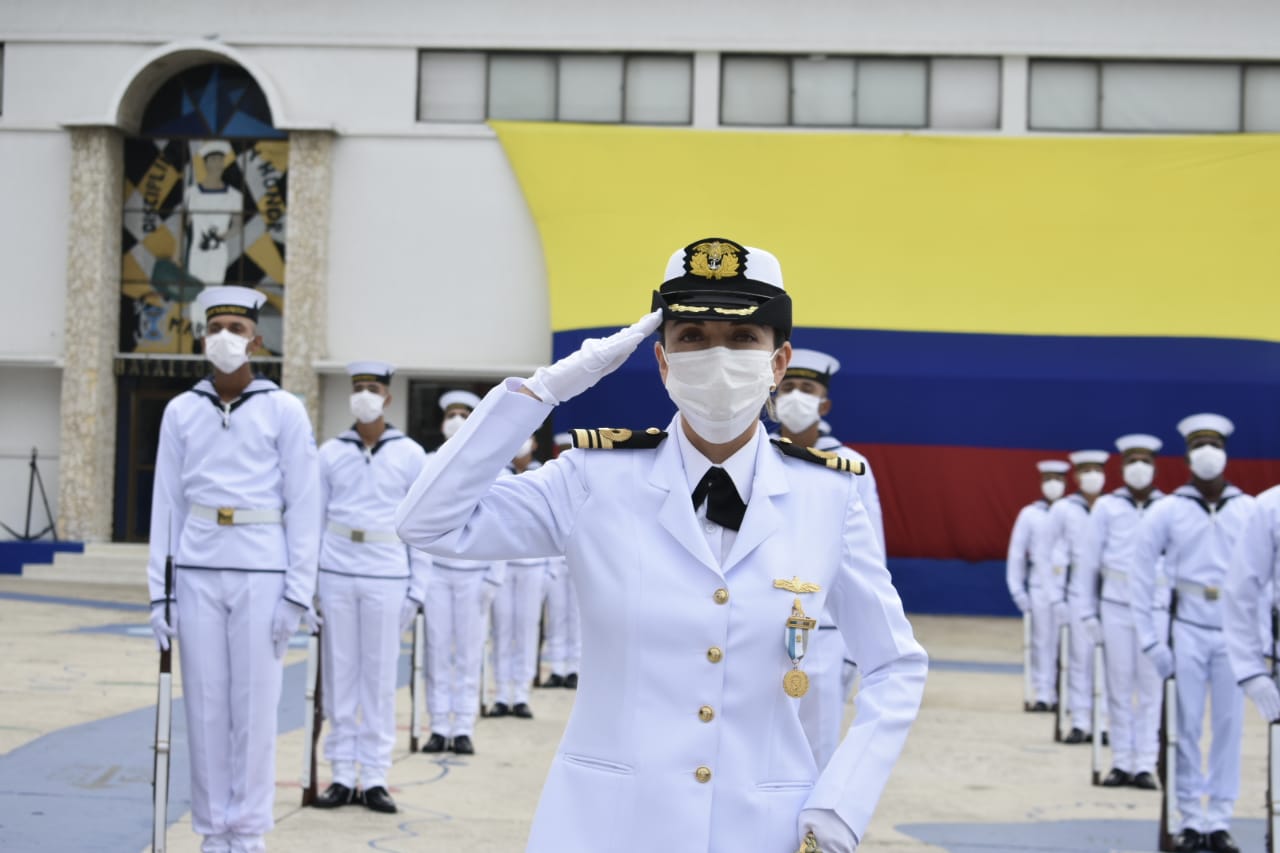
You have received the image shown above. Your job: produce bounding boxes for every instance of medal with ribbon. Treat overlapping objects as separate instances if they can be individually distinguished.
[774,577,821,698]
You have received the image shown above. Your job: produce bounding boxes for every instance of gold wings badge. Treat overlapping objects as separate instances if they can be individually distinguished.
[773,576,821,594]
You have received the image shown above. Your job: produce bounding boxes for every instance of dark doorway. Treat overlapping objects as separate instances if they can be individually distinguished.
[407,379,554,462]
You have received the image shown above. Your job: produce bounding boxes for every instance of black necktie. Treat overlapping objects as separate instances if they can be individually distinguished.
[692,466,746,531]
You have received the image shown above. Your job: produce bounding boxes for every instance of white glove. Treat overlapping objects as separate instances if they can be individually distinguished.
[303,605,323,634]
[149,602,178,652]
[1144,642,1175,680]
[524,310,662,405]
[1012,591,1030,614]
[399,597,422,633]
[799,808,857,853]
[1243,675,1280,723]
[1081,616,1102,646]
[271,599,307,659]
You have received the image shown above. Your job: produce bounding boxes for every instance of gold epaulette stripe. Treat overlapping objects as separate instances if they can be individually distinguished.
[571,427,667,450]
[770,439,865,474]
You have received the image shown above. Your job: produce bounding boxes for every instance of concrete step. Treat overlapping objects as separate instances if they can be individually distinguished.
[22,543,149,586]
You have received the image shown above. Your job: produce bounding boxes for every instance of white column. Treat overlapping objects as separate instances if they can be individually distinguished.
[1001,55,1030,134]
[692,52,721,129]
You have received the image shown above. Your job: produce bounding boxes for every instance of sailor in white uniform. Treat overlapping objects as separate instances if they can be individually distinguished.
[311,362,429,813]
[1036,449,1108,742]
[490,436,548,718]
[421,390,504,754]
[395,237,927,853]
[538,432,581,689]
[1070,434,1165,788]
[772,347,885,770]
[1131,413,1254,853]
[1007,460,1070,710]
[1225,484,1280,713]
[147,285,320,853]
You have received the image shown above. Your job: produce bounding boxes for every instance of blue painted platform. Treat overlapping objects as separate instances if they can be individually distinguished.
[0,541,83,575]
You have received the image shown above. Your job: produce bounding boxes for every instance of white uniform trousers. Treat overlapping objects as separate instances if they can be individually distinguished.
[317,571,404,789]
[1172,619,1244,833]
[425,566,489,737]
[798,626,845,770]
[542,568,581,677]
[175,569,284,845]
[1029,584,1059,704]
[1100,600,1161,774]
[492,561,545,705]
[1069,609,1100,731]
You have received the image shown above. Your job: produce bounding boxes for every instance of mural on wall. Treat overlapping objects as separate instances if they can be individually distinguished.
[119,64,287,356]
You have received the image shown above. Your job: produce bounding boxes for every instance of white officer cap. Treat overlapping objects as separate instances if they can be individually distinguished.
[553,432,572,448]
[439,390,481,412]
[654,238,792,338]
[1115,433,1163,454]
[346,361,394,385]
[1068,450,1109,467]
[786,348,840,388]
[197,286,266,323]
[1037,460,1070,474]
[199,139,233,159]
[1176,413,1234,441]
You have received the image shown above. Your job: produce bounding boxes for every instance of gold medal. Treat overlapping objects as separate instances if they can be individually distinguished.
[783,668,810,698]
[796,831,821,853]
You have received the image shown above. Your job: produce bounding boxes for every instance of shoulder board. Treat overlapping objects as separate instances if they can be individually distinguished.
[770,438,865,474]
[571,427,667,450]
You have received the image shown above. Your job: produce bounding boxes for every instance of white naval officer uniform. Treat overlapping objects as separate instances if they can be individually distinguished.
[493,459,548,708]
[317,425,429,789]
[1036,492,1099,732]
[1131,482,1255,834]
[1225,484,1280,718]
[800,433,885,769]
[394,381,927,853]
[1070,486,1167,776]
[147,375,320,851]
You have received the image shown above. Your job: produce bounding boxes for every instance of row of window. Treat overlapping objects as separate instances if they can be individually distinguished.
[417,50,1280,133]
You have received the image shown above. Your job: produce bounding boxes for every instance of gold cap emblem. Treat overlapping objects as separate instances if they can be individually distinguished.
[688,241,740,280]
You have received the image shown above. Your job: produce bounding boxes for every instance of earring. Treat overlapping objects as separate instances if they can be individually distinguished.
[769,383,777,392]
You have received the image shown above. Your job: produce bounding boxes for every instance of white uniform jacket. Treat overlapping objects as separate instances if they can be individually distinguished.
[147,376,320,608]
[1006,499,1050,601]
[1070,488,1167,625]
[318,426,430,601]
[1225,484,1280,686]
[395,380,927,852]
[814,435,885,561]
[1131,483,1255,651]
[1032,494,1091,605]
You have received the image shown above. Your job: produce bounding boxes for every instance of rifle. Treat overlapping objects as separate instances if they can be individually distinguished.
[1157,591,1179,852]
[1268,605,1279,853]
[1054,620,1070,742]
[300,621,323,806]
[1022,611,1034,712]
[1091,641,1105,785]
[410,608,425,752]
[151,526,174,853]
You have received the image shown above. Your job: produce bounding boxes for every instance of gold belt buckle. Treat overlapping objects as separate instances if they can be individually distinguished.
[217,507,235,526]
[351,529,365,544]
[1204,586,1220,601]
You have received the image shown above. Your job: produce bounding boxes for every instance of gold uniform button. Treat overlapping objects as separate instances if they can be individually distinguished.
[695,766,712,783]
[698,705,715,722]
[713,588,729,605]
[706,646,723,663]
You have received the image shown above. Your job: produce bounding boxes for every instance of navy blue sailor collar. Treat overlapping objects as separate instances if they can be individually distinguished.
[337,424,406,456]
[1172,482,1244,513]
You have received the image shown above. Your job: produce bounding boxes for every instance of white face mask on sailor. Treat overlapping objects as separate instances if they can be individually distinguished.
[442,413,467,440]
[349,390,386,424]
[662,346,779,444]
[1188,444,1227,481]
[1041,479,1066,501]
[204,330,251,375]
[775,390,823,434]
[1077,470,1106,496]
[1123,460,1155,490]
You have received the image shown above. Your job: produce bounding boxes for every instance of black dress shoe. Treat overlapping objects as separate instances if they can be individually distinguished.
[489,702,510,718]
[1032,701,1049,712]
[1173,829,1203,852]
[312,782,356,808]
[1206,830,1240,853]
[541,673,565,688]
[451,734,474,754]
[421,732,449,753]
[563,672,578,689]
[363,785,397,813]
[512,702,534,719]
[1131,771,1158,790]
[1100,768,1131,787]
[1063,727,1087,744]
[1100,730,1109,746]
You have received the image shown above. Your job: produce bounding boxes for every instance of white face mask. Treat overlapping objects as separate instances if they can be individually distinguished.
[204,330,251,374]
[662,346,777,444]
[1188,444,1227,481]
[1077,470,1105,496]
[775,390,823,434]
[349,390,385,424]
[515,437,534,459]
[1041,479,1065,501]
[1123,460,1155,490]
[442,413,467,439]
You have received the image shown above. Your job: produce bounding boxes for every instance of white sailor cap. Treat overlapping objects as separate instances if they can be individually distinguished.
[1068,450,1109,467]
[198,139,233,159]
[439,390,481,412]
[786,348,841,387]
[1176,413,1234,441]
[1115,433,1163,454]
[553,432,572,448]
[1037,460,1070,474]
[346,361,394,385]
[197,286,266,323]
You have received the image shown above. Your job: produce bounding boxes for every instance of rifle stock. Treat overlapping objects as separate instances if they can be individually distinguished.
[1269,606,1279,853]
[152,530,174,853]
[1055,621,1069,742]
[1157,591,1178,852]
[1091,642,1104,785]
[301,630,322,806]
[1023,612,1034,712]
[410,609,425,752]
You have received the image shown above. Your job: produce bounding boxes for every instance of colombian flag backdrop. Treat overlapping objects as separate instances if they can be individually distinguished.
[492,122,1280,614]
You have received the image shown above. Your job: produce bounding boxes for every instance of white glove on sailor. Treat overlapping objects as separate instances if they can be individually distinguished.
[149,602,178,651]
[523,310,663,405]
[399,596,422,633]
[799,809,857,853]
[1081,616,1102,646]
[271,599,307,659]
[303,605,323,634]
[1012,591,1030,614]
[1243,675,1280,723]
[1144,642,1175,680]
